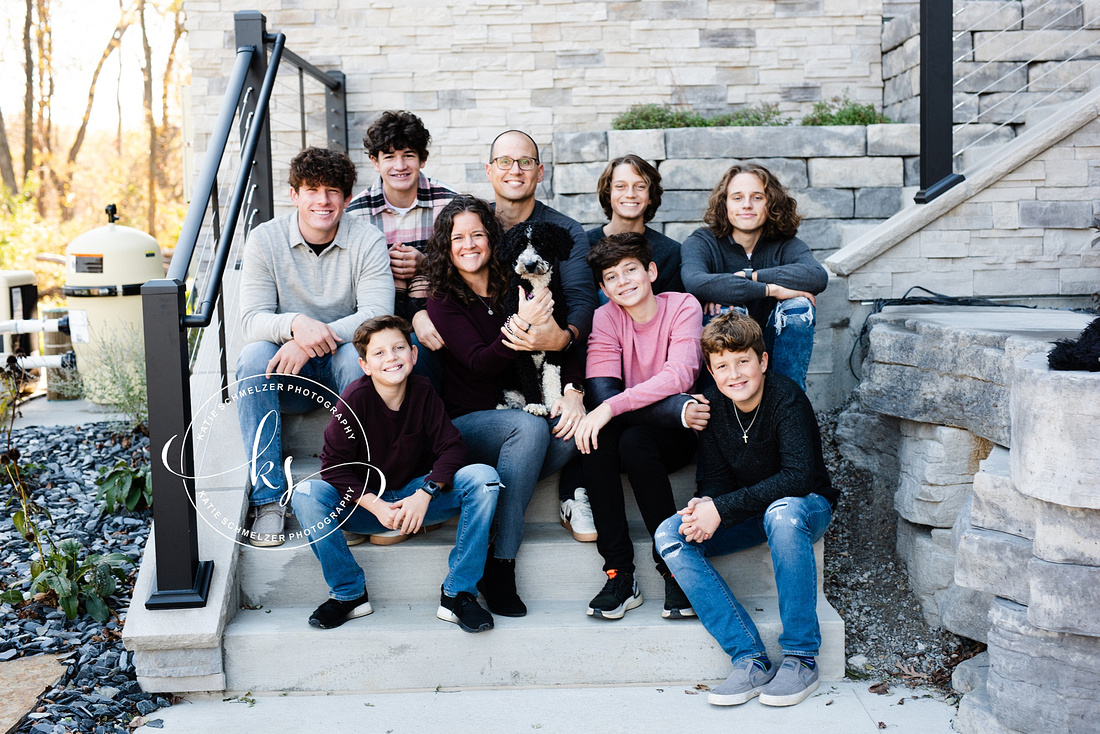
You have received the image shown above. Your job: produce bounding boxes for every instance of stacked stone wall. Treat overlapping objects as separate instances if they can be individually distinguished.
[882,0,1100,138]
[182,0,885,205]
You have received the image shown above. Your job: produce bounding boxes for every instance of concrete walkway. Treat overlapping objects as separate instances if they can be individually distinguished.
[136,681,958,733]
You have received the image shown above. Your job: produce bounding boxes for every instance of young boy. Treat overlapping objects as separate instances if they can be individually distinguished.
[291,315,500,633]
[573,232,707,620]
[653,312,837,707]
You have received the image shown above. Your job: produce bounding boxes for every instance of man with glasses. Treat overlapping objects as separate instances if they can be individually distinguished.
[487,129,600,543]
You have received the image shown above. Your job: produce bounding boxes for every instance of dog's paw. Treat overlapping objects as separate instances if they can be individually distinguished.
[524,403,549,416]
[500,389,527,411]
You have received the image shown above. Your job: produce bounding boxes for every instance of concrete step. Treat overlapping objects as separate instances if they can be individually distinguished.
[239,519,824,608]
[222,599,845,692]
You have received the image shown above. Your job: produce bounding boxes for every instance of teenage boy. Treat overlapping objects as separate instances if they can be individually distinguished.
[680,163,827,390]
[653,312,838,707]
[573,232,707,620]
[587,153,682,296]
[346,110,457,322]
[237,147,394,546]
[291,315,501,633]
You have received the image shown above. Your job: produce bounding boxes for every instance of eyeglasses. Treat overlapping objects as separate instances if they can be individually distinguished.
[490,156,539,171]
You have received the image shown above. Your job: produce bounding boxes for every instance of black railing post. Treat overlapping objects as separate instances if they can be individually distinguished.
[234,10,274,224]
[326,70,348,152]
[914,0,965,203]
[142,279,214,608]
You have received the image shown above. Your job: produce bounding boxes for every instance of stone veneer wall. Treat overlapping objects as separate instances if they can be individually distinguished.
[181,0,885,202]
[882,0,1100,144]
[838,308,1100,733]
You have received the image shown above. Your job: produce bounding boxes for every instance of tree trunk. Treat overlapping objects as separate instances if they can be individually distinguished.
[22,0,33,184]
[139,0,155,237]
[0,107,19,195]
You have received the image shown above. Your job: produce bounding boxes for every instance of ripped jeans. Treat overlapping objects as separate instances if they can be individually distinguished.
[654,493,832,665]
[706,298,816,390]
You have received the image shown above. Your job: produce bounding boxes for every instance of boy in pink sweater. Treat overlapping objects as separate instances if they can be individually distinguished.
[574,232,707,620]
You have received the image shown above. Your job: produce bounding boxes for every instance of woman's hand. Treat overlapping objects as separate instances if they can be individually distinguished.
[574,402,613,454]
[516,286,554,326]
[412,310,445,351]
[550,389,586,441]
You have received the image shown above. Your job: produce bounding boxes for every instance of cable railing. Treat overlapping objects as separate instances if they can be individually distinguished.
[140,10,347,609]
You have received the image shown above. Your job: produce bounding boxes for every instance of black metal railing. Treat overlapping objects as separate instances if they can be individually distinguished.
[916,0,966,203]
[141,10,347,609]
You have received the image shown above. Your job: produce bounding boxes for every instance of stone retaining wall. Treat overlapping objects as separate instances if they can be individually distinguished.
[840,309,1100,734]
[882,0,1100,140]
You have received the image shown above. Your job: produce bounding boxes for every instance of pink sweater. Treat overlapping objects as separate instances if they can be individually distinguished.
[586,291,703,417]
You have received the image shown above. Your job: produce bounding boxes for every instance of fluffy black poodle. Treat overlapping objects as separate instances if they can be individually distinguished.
[1048,316,1100,372]
[496,221,574,415]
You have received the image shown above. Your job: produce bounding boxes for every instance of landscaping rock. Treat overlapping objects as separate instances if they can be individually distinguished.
[955,525,1033,605]
[970,447,1036,539]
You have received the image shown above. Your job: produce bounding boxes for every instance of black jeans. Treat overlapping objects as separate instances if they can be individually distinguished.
[582,421,697,576]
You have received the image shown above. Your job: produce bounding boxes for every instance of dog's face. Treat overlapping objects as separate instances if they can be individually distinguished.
[500,221,574,281]
[513,241,552,279]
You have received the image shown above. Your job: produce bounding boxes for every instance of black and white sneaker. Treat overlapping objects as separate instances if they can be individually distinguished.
[308,591,373,629]
[662,574,696,619]
[587,569,642,619]
[437,588,494,633]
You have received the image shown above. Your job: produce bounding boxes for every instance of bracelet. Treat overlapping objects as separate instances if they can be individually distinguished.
[562,330,577,352]
[764,283,771,298]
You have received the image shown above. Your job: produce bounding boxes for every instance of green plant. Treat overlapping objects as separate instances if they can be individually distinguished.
[801,93,891,126]
[95,459,152,514]
[612,102,790,130]
[18,539,131,622]
[80,322,149,431]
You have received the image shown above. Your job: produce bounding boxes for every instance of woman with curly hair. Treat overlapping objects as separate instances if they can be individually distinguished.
[424,195,585,617]
[681,163,827,390]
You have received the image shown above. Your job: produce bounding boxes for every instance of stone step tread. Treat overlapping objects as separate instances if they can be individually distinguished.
[222,598,845,691]
[238,521,822,607]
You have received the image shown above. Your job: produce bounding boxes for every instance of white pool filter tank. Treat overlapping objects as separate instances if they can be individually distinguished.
[63,204,164,404]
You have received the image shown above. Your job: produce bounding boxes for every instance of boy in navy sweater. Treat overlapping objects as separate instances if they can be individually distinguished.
[292,315,500,632]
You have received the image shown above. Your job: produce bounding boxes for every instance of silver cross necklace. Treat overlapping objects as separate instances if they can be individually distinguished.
[734,403,760,444]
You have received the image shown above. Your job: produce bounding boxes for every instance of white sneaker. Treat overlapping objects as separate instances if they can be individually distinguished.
[560,488,598,542]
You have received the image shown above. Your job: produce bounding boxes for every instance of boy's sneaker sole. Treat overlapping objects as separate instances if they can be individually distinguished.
[662,606,696,619]
[308,599,373,629]
[436,605,494,633]
[560,518,597,542]
[587,594,643,620]
[758,678,818,707]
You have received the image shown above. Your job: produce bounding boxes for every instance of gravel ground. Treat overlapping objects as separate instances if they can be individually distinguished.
[818,402,984,695]
[0,422,167,734]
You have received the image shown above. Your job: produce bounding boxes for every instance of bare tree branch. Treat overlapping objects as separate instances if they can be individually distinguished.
[0,107,19,194]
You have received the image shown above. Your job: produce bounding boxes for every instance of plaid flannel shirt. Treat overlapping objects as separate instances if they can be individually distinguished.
[345,173,458,253]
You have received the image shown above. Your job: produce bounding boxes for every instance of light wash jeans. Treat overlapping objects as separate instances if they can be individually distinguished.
[235,340,363,506]
[452,408,578,559]
[704,297,816,391]
[655,493,832,665]
[291,464,500,601]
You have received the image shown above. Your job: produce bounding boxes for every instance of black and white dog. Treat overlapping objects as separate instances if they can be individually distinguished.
[496,221,574,415]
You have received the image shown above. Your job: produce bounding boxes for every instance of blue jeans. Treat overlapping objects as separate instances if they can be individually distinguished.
[235,340,364,506]
[452,409,578,559]
[654,493,832,665]
[291,464,500,601]
[703,298,816,391]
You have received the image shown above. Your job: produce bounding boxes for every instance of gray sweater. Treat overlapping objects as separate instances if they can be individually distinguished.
[239,212,395,345]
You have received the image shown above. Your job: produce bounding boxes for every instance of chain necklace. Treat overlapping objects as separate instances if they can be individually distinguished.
[475,294,494,315]
[734,403,760,444]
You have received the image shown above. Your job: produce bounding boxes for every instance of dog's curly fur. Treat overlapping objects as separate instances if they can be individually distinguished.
[1048,316,1100,372]
[496,221,574,415]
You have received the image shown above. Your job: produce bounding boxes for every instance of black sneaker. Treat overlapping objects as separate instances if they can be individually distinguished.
[437,588,494,633]
[587,569,642,619]
[477,554,527,617]
[308,591,373,629]
[662,574,696,619]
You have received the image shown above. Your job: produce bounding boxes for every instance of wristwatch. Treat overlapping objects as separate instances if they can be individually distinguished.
[419,480,442,500]
[742,267,753,279]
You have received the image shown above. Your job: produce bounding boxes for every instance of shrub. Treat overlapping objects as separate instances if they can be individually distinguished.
[80,322,149,431]
[0,539,133,622]
[613,103,790,130]
[801,93,891,126]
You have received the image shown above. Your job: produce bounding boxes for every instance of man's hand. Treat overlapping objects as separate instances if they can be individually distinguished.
[357,493,400,530]
[265,340,312,377]
[768,284,816,305]
[392,489,432,535]
[290,314,341,357]
[550,389,586,441]
[677,496,720,542]
[574,402,613,454]
[702,302,726,317]
[389,244,424,280]
[412,310,445,351]
[684,394,710,431]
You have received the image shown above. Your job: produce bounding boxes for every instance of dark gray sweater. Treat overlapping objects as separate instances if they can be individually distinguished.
[699,372,836,527]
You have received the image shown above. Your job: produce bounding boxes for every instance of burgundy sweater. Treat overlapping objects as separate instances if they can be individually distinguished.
[427,293,583,418]
[319,374,466,501]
